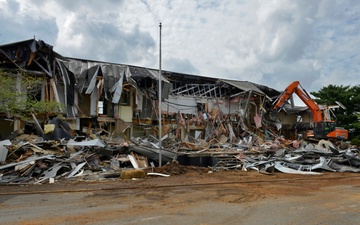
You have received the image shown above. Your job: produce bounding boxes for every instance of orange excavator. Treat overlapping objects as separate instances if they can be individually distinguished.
[272,81,348,140]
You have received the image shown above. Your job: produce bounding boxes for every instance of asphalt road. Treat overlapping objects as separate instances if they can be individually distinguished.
[1,171,360,225]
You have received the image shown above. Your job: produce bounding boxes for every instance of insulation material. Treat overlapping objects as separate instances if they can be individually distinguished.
[118,106,133,122]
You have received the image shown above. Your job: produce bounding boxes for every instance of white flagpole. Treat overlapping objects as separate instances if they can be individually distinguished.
[158,22,162,167]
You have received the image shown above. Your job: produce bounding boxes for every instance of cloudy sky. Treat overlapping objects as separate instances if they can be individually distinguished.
[1,0,359,94]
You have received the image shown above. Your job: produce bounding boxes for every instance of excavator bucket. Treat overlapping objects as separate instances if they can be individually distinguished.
[269,110,280,122]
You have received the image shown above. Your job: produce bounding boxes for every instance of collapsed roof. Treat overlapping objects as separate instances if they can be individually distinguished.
[0,39,280,106]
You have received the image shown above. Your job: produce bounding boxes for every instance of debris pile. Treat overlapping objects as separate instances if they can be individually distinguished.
[0,123,359,185]
[240,139,360,175]
[0,132,141,184]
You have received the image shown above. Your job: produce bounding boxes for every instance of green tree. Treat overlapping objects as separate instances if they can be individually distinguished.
[310,84,360,145]
[0,70,64,119]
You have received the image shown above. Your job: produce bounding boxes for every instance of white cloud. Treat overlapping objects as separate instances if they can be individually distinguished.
[0,0,359,95]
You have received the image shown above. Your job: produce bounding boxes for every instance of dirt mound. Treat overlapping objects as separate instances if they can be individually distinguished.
[149,160,211,175]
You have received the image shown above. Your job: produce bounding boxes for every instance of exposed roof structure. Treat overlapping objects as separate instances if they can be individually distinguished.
[220,79,266,96]
[0,38,281,104]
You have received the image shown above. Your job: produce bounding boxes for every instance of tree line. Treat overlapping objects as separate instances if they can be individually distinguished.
[311,84,360,146]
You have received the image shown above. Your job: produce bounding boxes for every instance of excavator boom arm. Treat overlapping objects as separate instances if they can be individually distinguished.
[273,80,348,140]
[273,81,323,122]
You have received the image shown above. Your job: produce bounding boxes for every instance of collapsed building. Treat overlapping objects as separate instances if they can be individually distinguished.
[0,38,285,141]
[1,39,358,184]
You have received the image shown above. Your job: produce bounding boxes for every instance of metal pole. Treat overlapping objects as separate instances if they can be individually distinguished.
[158,22,162,167]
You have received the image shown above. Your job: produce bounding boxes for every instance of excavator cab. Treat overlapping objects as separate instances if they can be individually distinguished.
[313,121,348,140]
[314,121,333,139]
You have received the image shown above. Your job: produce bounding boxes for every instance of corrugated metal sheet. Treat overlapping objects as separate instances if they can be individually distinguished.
[220,79,265,95]
[129,66,170,83]
[64,59,127,95]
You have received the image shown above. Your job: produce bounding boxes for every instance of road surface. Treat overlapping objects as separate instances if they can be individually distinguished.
[1,169,360,225]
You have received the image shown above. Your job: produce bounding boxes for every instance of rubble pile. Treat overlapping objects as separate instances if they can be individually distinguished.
[240,139,360,175]
[1,126,360,185]
[0,133,135,184]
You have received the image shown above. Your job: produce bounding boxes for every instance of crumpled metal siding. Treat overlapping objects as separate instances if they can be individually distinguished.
[129,66,170,83]
[63,59,129,104]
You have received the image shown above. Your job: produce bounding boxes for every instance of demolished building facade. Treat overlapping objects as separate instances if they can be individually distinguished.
[0,38,293,141]
[2,39,358,185]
